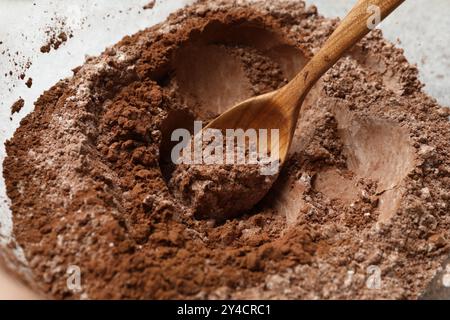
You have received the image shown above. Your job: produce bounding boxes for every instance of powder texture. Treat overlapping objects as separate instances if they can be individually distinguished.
[3,0,450,300]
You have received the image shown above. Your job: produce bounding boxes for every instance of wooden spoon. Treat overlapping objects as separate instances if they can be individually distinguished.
[205,0,405,163]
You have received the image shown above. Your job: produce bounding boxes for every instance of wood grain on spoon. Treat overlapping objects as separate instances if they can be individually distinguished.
[206,0,405,163]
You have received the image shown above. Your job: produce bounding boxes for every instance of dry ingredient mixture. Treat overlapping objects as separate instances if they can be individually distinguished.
[3,0,450,299]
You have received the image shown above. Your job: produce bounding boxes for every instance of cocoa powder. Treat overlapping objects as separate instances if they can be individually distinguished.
[169,138,279,220]
[3,0,450,300]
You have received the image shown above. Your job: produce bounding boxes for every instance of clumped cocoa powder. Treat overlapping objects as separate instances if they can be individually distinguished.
[143,1,156,10]
[10,98,24,115]
[3,0,450,300]
[25,77,32,88]
[40,23,73,54]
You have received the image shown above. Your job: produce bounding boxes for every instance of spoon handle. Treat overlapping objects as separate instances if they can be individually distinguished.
[279,0,405,115]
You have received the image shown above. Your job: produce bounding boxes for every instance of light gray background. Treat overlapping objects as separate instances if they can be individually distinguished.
[0,0,449,298]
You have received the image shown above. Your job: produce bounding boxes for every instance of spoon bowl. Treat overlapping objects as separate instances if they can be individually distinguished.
[205,91,293,163]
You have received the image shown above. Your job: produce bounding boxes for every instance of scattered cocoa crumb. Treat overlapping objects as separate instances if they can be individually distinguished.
[40,18,73,54]
[143,1,156,10]
[40,44,50,53]
[1,46,32,81]
[40,32,71,53]
[10,98,24,115]
[25,78,32,88]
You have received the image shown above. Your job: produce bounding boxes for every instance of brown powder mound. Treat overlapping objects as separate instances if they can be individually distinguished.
[3,0,450,300]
